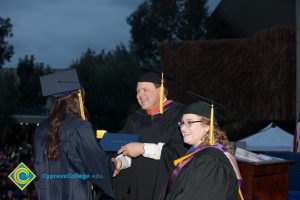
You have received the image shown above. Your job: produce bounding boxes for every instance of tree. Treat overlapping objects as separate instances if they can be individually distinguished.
[17,55,53,107]
[127,0,207,66]
[71,44,141,131]
[0,17,14,67]
[0,70,18,118]
[127,0,235,66]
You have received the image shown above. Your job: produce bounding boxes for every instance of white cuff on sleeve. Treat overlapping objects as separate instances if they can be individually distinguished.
[143,142,165,160]
[116,154,132,170]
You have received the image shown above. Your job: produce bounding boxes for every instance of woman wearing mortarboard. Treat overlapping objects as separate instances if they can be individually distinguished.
[33,69,115,200]
[163,93,245,200]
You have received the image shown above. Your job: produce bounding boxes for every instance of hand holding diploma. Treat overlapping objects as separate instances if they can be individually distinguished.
[118,142,145,158]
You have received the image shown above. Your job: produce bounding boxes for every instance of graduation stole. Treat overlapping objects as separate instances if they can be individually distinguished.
[146,100,173,116]
[167,144,246,200]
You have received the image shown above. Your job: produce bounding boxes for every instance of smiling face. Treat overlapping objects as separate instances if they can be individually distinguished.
[180,113,210,147]
[136,82,161,111]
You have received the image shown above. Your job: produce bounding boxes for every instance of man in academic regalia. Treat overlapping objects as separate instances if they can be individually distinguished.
[112,69,188,200]
[34,69,115,200]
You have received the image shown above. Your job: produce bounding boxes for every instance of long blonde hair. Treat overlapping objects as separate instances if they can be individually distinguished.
[199,116,234,154]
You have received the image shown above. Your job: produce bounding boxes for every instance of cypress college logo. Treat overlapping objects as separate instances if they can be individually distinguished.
[8,162,36,190]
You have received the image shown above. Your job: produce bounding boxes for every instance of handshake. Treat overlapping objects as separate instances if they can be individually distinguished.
[97,132,142,177]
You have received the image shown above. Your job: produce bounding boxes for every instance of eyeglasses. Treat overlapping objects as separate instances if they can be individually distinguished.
[178,120,203,128]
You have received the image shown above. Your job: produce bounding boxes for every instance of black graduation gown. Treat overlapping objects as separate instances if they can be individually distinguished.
[33,113,115,200]
[165,148,241,200]
[113,102,188,200]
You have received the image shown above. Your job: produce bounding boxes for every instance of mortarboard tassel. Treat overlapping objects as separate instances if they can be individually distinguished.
[78,89,86,120]
[209,103,214,145]
[160,73,164,114]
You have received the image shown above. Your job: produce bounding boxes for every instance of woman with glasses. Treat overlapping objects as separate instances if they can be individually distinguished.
[163,100,245,200]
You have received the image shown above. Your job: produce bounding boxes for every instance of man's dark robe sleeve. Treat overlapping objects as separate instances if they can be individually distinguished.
[112,116,134,200]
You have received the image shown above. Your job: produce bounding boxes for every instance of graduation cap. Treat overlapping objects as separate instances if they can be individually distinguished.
[138,68,171,85]
[39,69,86,120]
[138,68,171,114]
[183,91,226,145]
[184,91,226,121]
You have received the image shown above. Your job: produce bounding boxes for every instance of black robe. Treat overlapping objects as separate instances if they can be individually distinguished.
[165,148,241,200]
[33,112,115,200]
[113,101,188,200]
